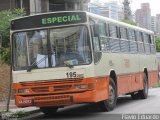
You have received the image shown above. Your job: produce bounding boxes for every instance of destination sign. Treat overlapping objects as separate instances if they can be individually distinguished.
[11,12,87,30]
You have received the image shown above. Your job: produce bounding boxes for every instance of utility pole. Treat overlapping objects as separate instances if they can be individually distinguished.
[123,0,132,20]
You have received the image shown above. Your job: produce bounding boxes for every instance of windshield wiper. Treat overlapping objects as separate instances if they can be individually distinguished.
[27,56,47,72]
[64,62,74,68]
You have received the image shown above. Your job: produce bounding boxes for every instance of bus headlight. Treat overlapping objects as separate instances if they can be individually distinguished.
[74,84,87,90]
[18,88,30,93]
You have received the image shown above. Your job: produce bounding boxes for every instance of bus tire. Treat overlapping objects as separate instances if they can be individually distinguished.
[131,74,148,99]
[138,74,148,99]
[131,93,139,99]
[99,78,117,112]
[40,107,58,116]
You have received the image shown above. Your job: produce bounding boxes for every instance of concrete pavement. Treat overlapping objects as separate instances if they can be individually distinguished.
[0,100,17,110]
[0,100,39,119]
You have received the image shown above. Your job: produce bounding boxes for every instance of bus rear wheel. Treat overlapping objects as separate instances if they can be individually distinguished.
[131,74,148,99]
[139,74,148,99]
[40,107,58,116]
[99,78,117,112]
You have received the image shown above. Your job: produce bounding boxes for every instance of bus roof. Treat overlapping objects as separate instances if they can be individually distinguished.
[86,12,154,34]
[11,11,154,34]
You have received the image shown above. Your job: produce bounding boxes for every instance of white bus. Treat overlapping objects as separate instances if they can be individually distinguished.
[11,11,158,115]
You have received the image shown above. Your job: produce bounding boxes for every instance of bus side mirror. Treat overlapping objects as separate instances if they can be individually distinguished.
[93,24,99,37]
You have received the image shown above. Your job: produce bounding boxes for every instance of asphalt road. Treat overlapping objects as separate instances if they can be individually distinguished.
[25,88,160,120]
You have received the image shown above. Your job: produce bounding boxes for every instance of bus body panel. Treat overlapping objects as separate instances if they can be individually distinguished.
[13,76,110,107]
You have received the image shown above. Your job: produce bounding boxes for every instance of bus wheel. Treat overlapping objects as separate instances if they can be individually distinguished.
[99,78,117,112]
[131,74,148,99]
[40,107,58,116]
[139,74,148,99]
[131,93,139,99]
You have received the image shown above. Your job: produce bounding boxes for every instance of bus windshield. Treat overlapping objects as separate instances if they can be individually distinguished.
[13,26,92,70]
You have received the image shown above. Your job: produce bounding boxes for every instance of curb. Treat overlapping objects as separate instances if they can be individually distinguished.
[0,108,40,120]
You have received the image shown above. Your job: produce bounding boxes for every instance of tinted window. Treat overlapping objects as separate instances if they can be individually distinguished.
[109,25,118,38]
[128,29,136,41]
[99,22,107,36]
[136,32,143,42]
[120,27,128,39]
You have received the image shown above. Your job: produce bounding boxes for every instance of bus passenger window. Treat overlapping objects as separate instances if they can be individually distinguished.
[148,35,152,44]
[136,32,145,53]
[90,23,101,51]
[99,22,107,36]
[143,33,151,54]
[120,27,127,39]
[109,25,118,38]
[128,29,137,53]
[128,29,136,41]
[150,35,156,54]
[90,23,102,63]
[109,24,120,52]
[99,23,110,52]
[120,27,129,53]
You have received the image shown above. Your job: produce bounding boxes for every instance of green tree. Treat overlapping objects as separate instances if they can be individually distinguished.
[0,9,26,47]
[121,19,136,26]
[156,36,160,52]
[0,9,26,64]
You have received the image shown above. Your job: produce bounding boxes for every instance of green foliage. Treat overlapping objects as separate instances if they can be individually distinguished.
[0,110,28,119]
[0,47,10,65]
[11,110,28,118]
[0,9,25,65]
[156,36,160,52]
[121,19,136,26]
[0,8,26,47]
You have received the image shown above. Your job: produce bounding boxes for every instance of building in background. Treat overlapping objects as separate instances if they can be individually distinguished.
[0,0,90,15]
[89,0,124,21]
[30,0,90,14]
[104,1,119,20]
[0,0,30,15]
[118,4,124,21]
[123,0,132,20]
[151,16,157,34]
[156,14,160,36]
[135,3,151,30]
[0,0,16,11]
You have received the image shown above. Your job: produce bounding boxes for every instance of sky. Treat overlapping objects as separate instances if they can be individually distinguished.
[91,0,160,16]
[131,0,160,16]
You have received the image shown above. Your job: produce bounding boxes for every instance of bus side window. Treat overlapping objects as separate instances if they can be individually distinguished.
[99,23,110,52]
[137,31,145,54]
[90,22,102,64]
[91,23,101,51]
[109,24,120,52]
[120,27,129,53]
[143,33,151,54]
[128,29,138,53]
[119,27,128,39]
[150,35,156,54]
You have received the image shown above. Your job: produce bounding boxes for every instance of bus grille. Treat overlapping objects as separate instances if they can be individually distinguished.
[31,85,72,93]
[32,87,48,92]
[20,79,83,86]
[54,85,72,91]
[34,95,72,107]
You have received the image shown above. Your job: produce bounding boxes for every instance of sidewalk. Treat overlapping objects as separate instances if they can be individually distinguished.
[0,100,39,119]
[0,100,39,111]
[0,100,17,110]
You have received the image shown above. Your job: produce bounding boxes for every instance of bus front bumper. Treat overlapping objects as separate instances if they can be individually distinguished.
[15,90,100,107]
